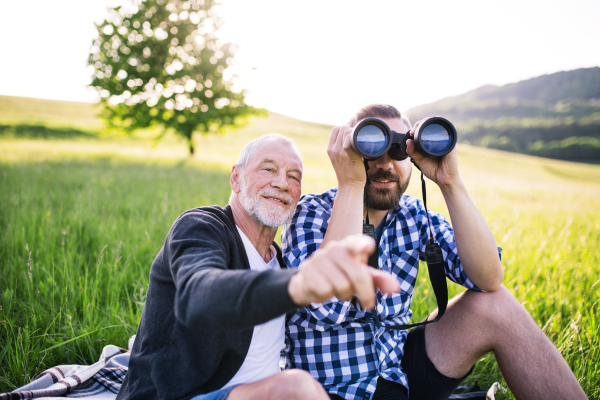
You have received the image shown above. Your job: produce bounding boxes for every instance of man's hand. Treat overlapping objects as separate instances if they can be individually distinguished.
[287,235,400,310]
[406,119,461,188]
[327,125,366,188]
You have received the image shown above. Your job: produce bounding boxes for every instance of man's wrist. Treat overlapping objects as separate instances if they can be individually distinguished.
[337,182,366,194]
[438,177,466,195]
[287,273,306,306]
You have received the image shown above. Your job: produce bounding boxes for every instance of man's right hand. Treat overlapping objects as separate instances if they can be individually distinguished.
[287,235,400,310]
[327,125,367,188]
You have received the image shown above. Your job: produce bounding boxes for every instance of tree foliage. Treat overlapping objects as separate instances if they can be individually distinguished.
[88,0,263,154]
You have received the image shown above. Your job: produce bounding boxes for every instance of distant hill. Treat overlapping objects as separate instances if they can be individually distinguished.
[0,95,104,131]
[405,67,600,161]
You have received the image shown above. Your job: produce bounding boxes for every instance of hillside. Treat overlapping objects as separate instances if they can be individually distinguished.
[3,76,600,162]
[0,94,331,143]
[405,67,600,161]
[0,95,104,130]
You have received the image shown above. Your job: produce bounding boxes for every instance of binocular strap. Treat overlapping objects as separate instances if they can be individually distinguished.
[370,241,448,330]
[363,159,449,330]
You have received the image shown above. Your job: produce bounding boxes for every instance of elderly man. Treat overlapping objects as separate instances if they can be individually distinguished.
[282,105,587,400]
[117,133,399,400]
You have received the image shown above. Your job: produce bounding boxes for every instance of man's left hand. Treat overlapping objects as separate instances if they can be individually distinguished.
[405,118,461,188]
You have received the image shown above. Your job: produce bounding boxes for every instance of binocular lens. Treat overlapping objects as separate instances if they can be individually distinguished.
[351,116,457,161]
[420,123,453,155]
[355,125,388,158]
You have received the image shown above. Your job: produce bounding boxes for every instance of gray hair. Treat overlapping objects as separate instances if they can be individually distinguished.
[236,133,303,171]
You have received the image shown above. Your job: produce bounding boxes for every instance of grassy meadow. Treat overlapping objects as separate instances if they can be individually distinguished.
[0,96,599,398]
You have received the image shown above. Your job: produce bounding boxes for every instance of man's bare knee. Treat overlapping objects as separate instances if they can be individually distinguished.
[270,369,326,400]
[461,285,519,322]
[228,370,326,400]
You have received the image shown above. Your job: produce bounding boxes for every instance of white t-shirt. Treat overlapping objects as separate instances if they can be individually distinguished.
[222,227,286,389]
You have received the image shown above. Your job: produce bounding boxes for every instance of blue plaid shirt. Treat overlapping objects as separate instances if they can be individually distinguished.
[282,188,488,400]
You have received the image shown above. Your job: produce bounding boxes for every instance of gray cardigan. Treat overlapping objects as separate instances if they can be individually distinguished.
[116,205,298,400]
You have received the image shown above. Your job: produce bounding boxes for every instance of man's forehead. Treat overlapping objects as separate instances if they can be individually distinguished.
[250,139,302,169]
[386,118,409,132]
[375,117,408,132]
[356,117,408,132]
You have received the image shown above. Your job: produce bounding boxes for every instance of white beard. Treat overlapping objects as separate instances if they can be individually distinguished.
[239,176,296,229]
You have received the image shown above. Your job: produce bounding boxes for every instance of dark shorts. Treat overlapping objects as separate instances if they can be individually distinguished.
[329,325,471,400]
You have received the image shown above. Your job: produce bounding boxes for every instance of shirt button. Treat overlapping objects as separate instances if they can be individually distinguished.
[363,393,371,400]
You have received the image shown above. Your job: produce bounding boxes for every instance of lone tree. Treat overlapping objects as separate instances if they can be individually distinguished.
[88,0,262,154]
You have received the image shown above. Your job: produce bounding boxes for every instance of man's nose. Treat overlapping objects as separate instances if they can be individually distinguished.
[373,152,393,170]
[271,170,289,190]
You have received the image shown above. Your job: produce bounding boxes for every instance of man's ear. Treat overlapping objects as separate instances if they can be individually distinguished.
[230,165,242,193]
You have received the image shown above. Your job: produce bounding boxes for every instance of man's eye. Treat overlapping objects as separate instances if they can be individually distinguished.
[289,175,300,182]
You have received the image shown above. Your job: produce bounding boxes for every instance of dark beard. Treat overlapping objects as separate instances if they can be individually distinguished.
[366,169,410,211]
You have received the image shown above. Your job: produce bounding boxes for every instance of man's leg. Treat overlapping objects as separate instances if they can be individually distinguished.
[423,286,587,400]
[227,369,329,400]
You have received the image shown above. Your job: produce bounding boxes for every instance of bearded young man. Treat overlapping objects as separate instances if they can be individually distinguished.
[282,105,587,400]
[117,134,400,400]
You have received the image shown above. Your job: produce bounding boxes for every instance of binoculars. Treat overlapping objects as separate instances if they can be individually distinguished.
[351,117,457,160]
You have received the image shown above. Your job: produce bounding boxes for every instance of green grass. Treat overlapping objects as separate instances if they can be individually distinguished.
[0,98,599,398]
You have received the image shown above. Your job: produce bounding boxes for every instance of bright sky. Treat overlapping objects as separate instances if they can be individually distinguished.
[0,0,599,125]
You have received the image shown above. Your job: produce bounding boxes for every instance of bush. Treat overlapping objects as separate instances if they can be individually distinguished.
[528,136,600,160]
[0,124,96,139]
[480,135,522,152]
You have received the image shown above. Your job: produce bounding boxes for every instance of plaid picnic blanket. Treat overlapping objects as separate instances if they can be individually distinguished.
[1,342,500,400]
[0,345,129,400]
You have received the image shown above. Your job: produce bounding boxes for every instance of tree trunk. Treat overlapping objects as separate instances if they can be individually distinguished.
[187,134,195,156]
